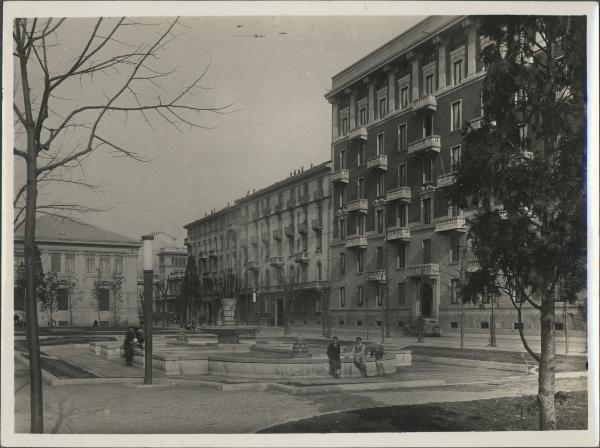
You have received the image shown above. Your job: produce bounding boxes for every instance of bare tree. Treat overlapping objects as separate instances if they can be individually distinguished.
[13,17,231,432]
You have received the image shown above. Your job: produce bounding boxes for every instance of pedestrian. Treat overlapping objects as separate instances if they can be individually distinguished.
[352,336,368,377]
[123,327,136,366]
[326,336,341,378]
[135,327,145,349]
[367,342,385,376]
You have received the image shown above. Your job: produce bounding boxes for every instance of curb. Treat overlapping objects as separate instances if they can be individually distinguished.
[413,355,533,373]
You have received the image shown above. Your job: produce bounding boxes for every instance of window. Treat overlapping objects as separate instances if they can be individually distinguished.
[316,232,323,251]
[453,59,463,85]
[376,293,383,306]
[340,287,346,307]
[423,157,433,183]
[378,97,387,118]
[316,261,322,281]
[357,286,364,306]
[425,74,434,95]
[398,204,408,227]
[451,322,458,328]
[398,283,406,305]
[57,289,69,311]
[98,288,110,311]
[376,209,385,234]
[451,145,461,171]
[376,133,384,155]
[397,123,408,151]
[480,89,485,116]
[357,215,366,236]
[265,269,270,287]
[450,234,461,264]
[356,250,364,273]
[114,256,123,274]
[50,254,61,273]
[400,86,409,108]
[376,173,385,198]
[65,254,75,273]
[86,256,95,273]
[397,245,406,269]
[376,246,384,269]
[398,163,407,187]
[339,149,346,169]
[340,253,346,275]
[451,100,462,131]
[423,113,433,137]
[357,178,365,199]
[359,106,367,126]
[451,279,461,304]
[356,320,363,326]
[423,239,432,264]
[423,198,432,225]
[99,256,110,273]
[341,117,349,135]
[339,183,347,208]
[339,218,346,239]
[357,141,366,165]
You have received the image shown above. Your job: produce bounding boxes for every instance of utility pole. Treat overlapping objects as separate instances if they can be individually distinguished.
[384,234,390,342]
[142,235,154,384]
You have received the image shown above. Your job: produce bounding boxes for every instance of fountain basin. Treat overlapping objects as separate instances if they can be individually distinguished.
[197,326,261,344]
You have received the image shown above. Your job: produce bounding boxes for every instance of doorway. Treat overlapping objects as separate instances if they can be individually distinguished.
[422,283,433,317]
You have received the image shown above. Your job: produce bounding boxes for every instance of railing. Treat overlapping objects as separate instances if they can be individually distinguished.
[346,198,368,213]
[367,154,388,171]
[407,135,441,156]
[348,126,368,140]
[405,263,440,278]
[262,206,271,216]
[298,221,308,234]
[386,226,411,242]
[270,256,284,267]
[298,194,309,205]
[246,260,260,270]
[345,235,368,249]
[385,186,411,203]
[313,189,324,201]
[274,203,283,213]
[437,172,456,188]
[287,198,297,209]
[284,225,295,237]
[272,228,282,240]
[411,94,437,113]
[294,251,310,263]
[434,216,467,233]
[331,169,350,183]
[366,270,386,283]
[311,218,323,231]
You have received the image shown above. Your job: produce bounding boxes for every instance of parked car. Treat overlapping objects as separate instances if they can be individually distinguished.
[403,318,442,337]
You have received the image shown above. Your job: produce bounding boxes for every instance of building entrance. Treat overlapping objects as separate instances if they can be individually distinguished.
[422,283,433,317]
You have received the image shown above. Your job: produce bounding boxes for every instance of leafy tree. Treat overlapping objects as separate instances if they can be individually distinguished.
[452,16,586,430]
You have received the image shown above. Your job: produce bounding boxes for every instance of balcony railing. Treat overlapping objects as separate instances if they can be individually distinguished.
[246,260,260,270]
[274,203,284,213]
[298,221,308,234]
[313,189,324,201]
[372,197,386,209]
[301,280,327,290]
[407,135,441,157]
[348,126,368,140]
[434,216,467,233]
[367,154,388,171]
[262,206,271,216]
[467,261,480,273]
[250,235,259,246]
[386,226,411,242]
[311,218,323,231]
[331,169,350,183]
[411,94,437,113]
[294,251,310,263]
[437,172,456,188]
[270,256,284,267]
[469,116,484,130]
[386,186,411,203]
[366,270,387,283]
[209,249,218,258]
[298,194,309,205]
[284,225,295,238]
[345,235,368,249]
[287,198,297,209]
[272,229,282,241]
[346,198,368,213]
[198,252,208,260]
[405,263,440,278]
[261,232,270,243]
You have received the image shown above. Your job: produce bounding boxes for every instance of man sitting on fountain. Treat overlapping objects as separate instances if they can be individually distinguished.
[326,336,341,378]
[351,337,368,378]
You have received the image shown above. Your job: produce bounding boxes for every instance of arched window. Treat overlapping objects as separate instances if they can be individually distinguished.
[316,261,322,281]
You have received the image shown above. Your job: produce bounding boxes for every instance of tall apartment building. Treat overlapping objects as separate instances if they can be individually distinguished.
[325,16,585,337]
[184,161,332,331]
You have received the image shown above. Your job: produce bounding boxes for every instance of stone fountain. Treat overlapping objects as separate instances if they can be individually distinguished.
[198,297,260,344]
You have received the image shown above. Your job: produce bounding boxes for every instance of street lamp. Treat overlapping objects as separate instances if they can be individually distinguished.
[142,234,154,385]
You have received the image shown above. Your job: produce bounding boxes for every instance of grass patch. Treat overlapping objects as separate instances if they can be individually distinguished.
[259,390,587,433]
[406,346,587,372]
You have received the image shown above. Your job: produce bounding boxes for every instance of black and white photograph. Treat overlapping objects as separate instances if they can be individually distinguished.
[1,1,598,447]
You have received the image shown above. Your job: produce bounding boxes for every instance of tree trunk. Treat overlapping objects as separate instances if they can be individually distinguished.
[538,295,557,430]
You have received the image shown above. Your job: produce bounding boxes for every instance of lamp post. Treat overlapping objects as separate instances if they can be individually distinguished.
[142,234,154,385]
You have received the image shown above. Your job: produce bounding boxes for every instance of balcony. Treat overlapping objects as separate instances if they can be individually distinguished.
[437,172,456,188]
[313,189,324,201]
[250,235,259,246]
[261,232,270,243]
[311,218,323,231]
[287,198,297,209]
[298,194,309,205]
[469,116,484,130]
[301,280,327,290]
[411,94,437,113]
[294,251,310,263]
[298,221,308,234]
[331,169,350,184]
[367,154,388,171]
[284,224,295,238]
[246,260,260,270]
[348,126,368,140]
[270,256,284,268]
[434,216,467,233]
[262,206,271,216]
[467,261,480,273]
[366,270,387,283]
[405,263,440,278]
[345,235,368,249]
[272,228,282,241]
[386,226,411,242]
[386,186,411,203]
[346,198,368,213]
[209,249,218,258]
[408,135,441,157]
[198,252,208,260]
[274,203,283,213]
[372,197,386,209]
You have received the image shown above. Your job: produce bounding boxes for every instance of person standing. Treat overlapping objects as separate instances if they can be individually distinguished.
[367,342,385,376]
[352,336,368,377]
[123,327,136,366]
[326,336,341,378]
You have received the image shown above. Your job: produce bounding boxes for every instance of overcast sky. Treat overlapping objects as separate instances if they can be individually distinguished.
[15,15,425,244]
